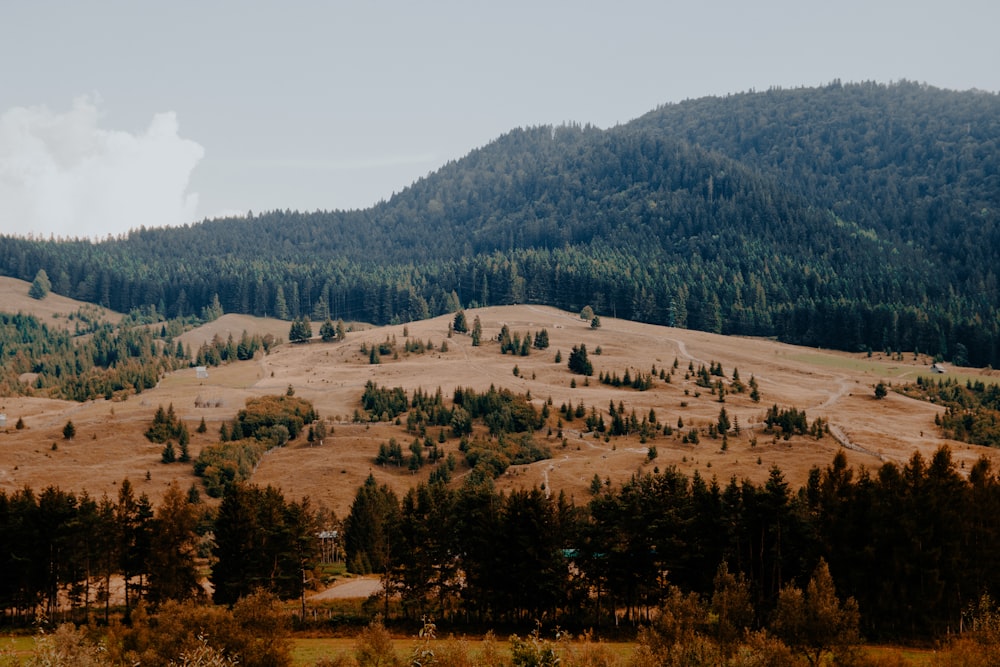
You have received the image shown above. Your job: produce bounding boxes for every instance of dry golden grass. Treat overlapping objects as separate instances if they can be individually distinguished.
[2,295,998,514]
[0,276,121,329]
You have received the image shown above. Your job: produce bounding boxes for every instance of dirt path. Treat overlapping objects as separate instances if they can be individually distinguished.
[829,423,886,462]
[309,576,382,600]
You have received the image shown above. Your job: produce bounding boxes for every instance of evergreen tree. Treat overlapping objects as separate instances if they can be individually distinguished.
[178,423,191,462]
[146,482,202,604]
[568,344,593,376]
[343,474,400,575]
[29,269,51,299]
[533,328,550,349]
[319,318,337,341]
[289,316,311,343]
[273,284,289,320]
[471,315,482,346]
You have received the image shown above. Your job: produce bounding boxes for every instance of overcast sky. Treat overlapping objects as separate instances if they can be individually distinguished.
[2,0,998,239]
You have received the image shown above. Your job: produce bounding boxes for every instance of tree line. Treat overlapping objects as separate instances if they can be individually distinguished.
[343,446,1000,640]
[1,83,998,366]
[3,444,1000,642]
[0,479,320,626]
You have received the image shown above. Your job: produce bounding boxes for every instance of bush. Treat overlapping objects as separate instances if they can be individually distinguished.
[354,617,402,667]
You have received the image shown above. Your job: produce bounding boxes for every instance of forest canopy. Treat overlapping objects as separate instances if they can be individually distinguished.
[1,82,998,365]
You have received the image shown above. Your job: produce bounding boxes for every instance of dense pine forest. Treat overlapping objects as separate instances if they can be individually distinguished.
[5,447,999,644]
[1,81,998,366]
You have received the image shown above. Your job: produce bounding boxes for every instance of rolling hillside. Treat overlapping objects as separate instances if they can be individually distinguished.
[2,303,996,515]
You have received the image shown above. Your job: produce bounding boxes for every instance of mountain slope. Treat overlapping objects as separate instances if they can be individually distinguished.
[0,82,998,364]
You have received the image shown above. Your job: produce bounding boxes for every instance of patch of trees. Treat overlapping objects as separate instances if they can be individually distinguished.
[0,312,184,401]
[900,376,1000,447]
[364,384,546,476]
[453,384,542,435]
[193,329,274,366]
[599,367,655,390]
[194,439,268,497]
[497,324,534,355]
[288,315,312,342]
[0,477,321,653]
[568,344,593,376]
[195,394,317,496]
[376,437,445,471]
[320,317,346,342]
[145,403,191,463]
[0,481,205,625]
[360,381,409,422]
[460,433,551,477]
[763,404,809,438]
[229,394,317,441]
[405,386,452,434]
[211,483,319,605]
[0,308,275,403]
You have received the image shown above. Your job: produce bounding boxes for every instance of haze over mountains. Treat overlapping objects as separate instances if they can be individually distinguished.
[1,81,998,364]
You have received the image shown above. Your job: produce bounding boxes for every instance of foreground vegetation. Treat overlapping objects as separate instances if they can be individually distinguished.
[4,594,1000,666]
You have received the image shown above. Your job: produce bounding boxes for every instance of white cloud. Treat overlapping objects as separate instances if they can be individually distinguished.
[0,96,204,239]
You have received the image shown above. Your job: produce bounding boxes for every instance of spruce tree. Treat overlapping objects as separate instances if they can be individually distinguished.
[29,269,51,299]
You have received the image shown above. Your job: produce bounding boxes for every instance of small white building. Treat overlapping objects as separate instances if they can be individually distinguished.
[0,414,6,428]
[195,366,209,379]
[931,363,947,374]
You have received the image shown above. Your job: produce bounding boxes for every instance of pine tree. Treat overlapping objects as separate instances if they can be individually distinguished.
[29,269,51,299]
[273,284,289,320]
[178,424,191,462]
[471,315,482,346]
[161,441,177,463]
[289,316,312,343]
[320,318,337,341]
[568,344,593,376]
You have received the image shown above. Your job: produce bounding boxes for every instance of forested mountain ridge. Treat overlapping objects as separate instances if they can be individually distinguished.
[1,81,998,365]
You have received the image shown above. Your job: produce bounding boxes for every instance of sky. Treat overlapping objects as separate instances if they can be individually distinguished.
[1,1,998,240]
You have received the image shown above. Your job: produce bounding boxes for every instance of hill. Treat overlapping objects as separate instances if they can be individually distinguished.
[1,81,998,366]
[2,305,996,515]
[0,276,121,329]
